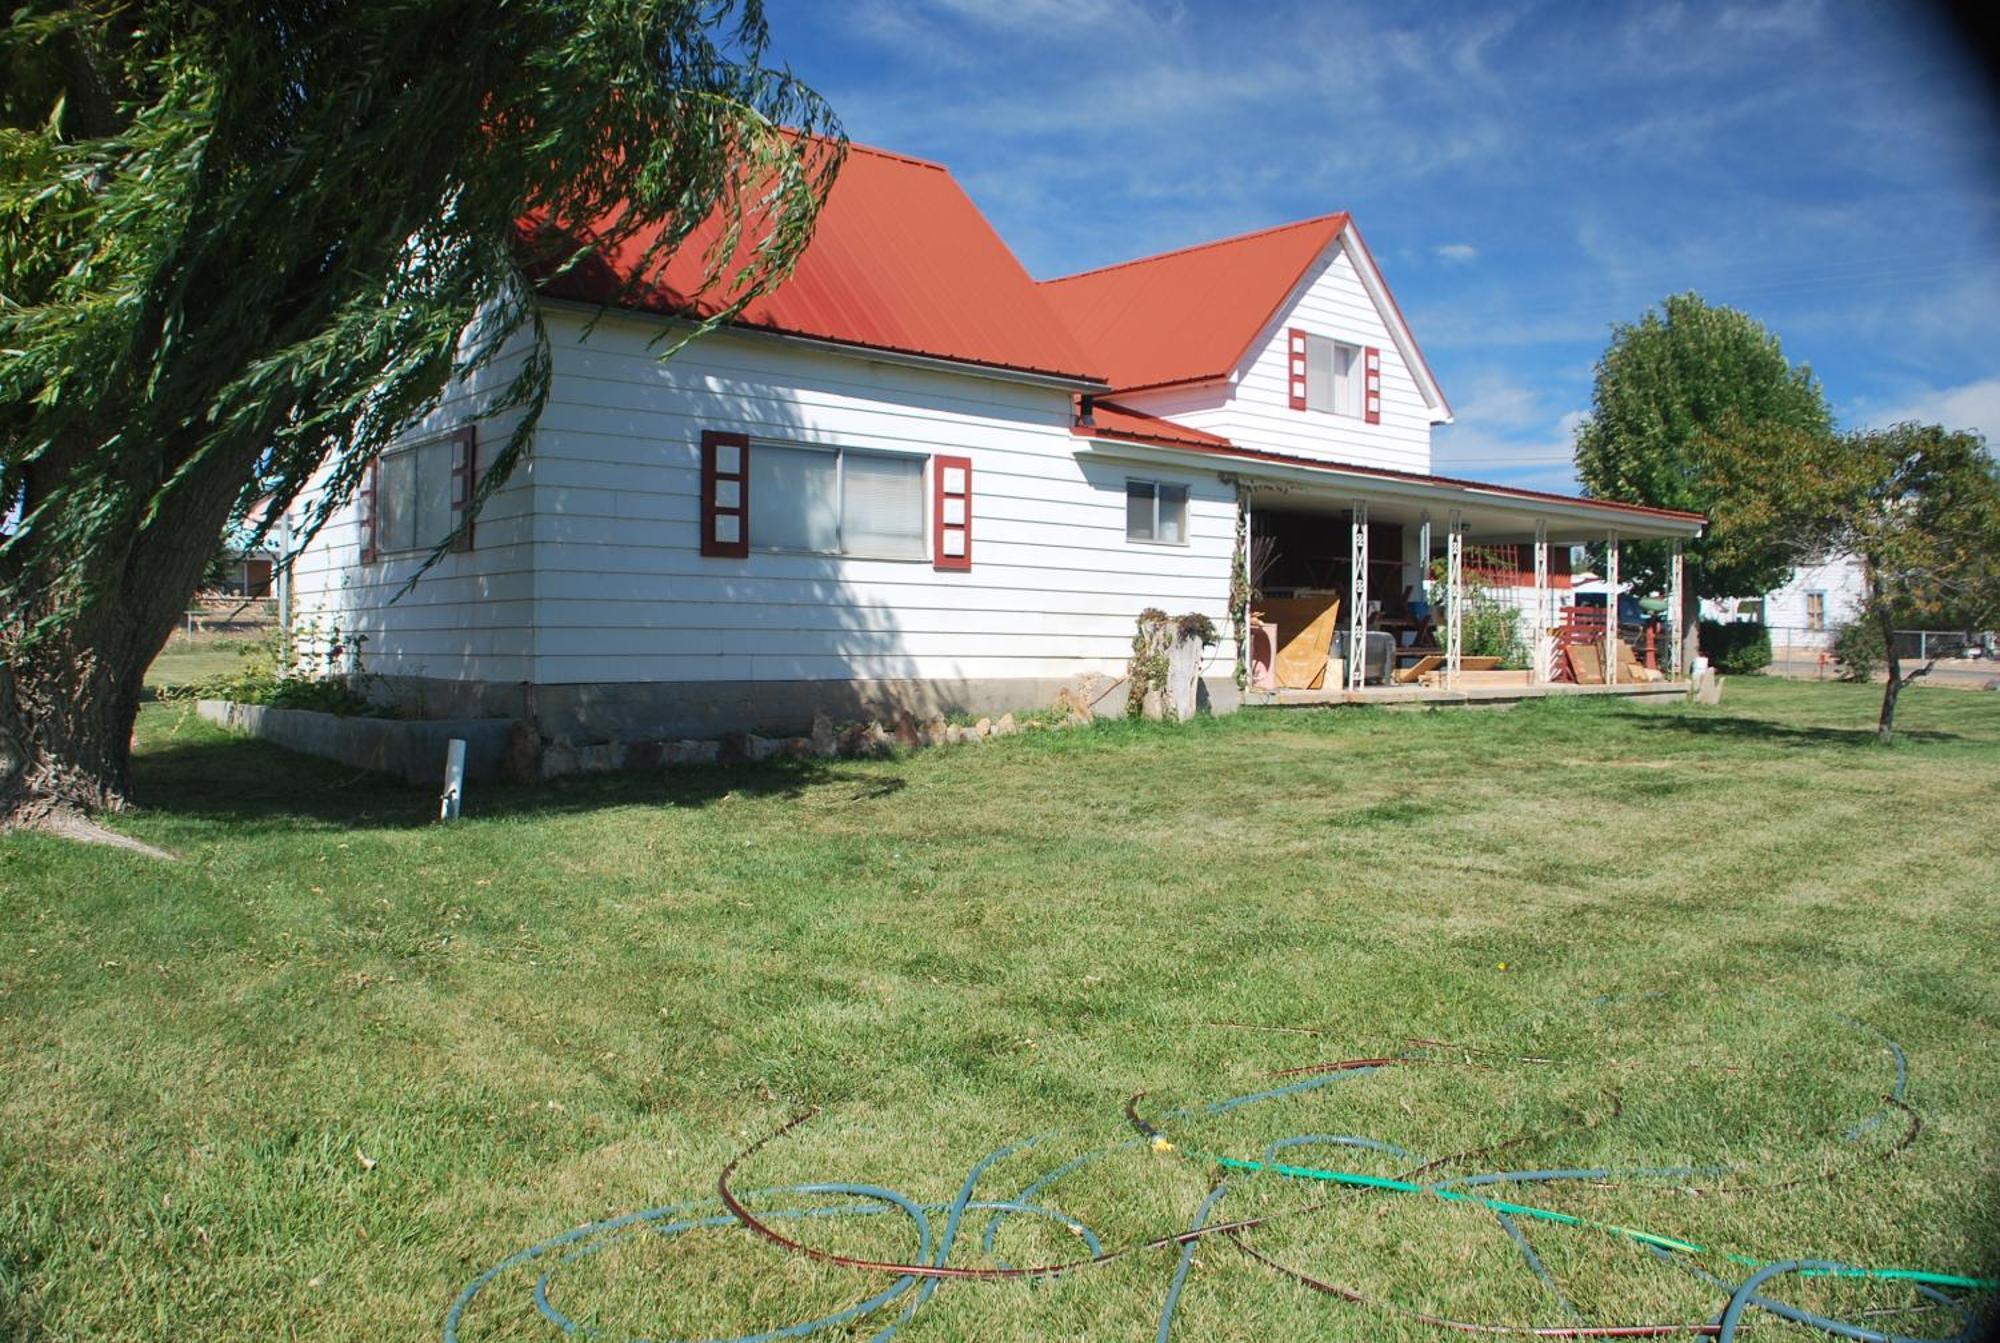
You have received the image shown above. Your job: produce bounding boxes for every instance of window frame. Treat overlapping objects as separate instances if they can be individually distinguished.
[748,438,931,562]
[1125,478,1191,547]
[1804,590,1827,631]
[1304,333,1364,419]
[373,431,462,557]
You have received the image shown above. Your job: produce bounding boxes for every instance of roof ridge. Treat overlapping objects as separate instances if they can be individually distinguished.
[1039,212,1348,286]
[841,139,949,173]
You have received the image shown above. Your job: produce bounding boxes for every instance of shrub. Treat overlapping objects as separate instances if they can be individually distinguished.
[1427,562,1526,668]
[1831,620,1884,682]
[1698,619,1772,674]
[156,628,386,716]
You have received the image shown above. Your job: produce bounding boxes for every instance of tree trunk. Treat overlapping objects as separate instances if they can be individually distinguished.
[1680,580,1701,677]
[1875,604,1901,744]
[1,443,252,829]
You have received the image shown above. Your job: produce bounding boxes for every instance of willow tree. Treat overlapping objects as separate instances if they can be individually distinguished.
[0,2,841,831]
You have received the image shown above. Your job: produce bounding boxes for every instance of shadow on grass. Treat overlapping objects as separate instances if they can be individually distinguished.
[1612,710,1962,747]
[130,728,898,833]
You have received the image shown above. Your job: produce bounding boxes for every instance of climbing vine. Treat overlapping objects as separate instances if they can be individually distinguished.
[1128,608,1172,716]
[1229,488,1249,690]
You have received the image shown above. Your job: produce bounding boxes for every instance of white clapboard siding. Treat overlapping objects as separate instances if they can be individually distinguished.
[292,305,1242,694]
[286,316,541,683]
[1119,240,1438,475]
[1763,555,1867,649]
[524,310,1237,686]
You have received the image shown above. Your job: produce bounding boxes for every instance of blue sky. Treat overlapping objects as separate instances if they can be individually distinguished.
[762,0,1999,492]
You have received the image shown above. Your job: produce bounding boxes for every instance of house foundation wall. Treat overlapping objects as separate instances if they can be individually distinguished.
[369,673,1243,742]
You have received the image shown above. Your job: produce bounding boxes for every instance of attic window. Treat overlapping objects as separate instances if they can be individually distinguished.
[1305,335,1362,417]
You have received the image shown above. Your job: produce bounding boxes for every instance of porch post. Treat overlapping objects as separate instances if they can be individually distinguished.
[1417,511,1432,593]
[1604,530,1620,686]
[1446,508,1464,688]
[1668,538,1685,679]
[1532,519,1550,685]
[1348,499,1369,691]
[1241,490,1255,691]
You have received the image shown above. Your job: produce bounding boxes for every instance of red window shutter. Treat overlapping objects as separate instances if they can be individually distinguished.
[1363,346,1382,424]
[700,430,750,558]
[359,461,379,562]
[933,456,972,571]
[448,426,477,553]
[1287,328,1309,410]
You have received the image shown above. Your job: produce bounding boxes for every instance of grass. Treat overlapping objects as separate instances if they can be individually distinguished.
[143,635,267,691]
[2,680,1997,1340]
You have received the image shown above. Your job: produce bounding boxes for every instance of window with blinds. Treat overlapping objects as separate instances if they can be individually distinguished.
[748,443,926,559]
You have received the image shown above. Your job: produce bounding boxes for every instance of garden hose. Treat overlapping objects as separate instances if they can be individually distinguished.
[443,1011,1997,1343]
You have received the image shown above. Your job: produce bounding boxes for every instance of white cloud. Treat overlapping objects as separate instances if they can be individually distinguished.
[1856,376,2000,438]
[1430,398,1588,493]
[1435,243,1480,264]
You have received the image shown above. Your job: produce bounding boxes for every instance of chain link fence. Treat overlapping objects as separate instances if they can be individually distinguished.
[1763,624,1996,675]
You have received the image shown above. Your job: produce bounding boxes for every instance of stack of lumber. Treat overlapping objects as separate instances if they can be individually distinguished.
[1260,596,1343,690]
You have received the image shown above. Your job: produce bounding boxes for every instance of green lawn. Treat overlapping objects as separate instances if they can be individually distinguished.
[143,636,266,691]
[2,681,1997,1341]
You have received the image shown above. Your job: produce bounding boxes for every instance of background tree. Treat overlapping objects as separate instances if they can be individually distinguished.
[0,2,841,833]
[1709,422,2000,740]
[1573,292,1835,666]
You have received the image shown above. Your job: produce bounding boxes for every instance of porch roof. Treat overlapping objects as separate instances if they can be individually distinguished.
[1075,434,1705,543]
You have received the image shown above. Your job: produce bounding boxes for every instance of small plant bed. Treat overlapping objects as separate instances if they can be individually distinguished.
[151,625,390,717]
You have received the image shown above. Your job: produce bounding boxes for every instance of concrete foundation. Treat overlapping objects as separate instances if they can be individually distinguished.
[196,700,518,785]
[367,673,1244,741]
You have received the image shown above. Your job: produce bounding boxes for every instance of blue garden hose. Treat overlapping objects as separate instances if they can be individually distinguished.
[444,1011,1996,1342]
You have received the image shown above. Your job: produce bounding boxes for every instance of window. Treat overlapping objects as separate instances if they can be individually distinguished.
[1126,480,1189,544]
[375,434,458,554]
[1805,591,1827,631]
[1305,334,1362,417]
[749,443,926,559]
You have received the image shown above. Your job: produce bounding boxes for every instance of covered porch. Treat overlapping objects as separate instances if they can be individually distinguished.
[1207,452,1707,706]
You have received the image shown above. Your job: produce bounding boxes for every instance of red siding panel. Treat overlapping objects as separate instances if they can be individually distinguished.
[1287,328,1309,411]
[448,426,476,553]
[933,455,972,571]
[359,462,378,563]
[700,430,750,558]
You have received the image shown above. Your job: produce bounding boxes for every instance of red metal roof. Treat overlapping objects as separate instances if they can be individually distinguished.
[530,143,1104,385]
[1077,399,1235,451]
[1038,215,1349,393]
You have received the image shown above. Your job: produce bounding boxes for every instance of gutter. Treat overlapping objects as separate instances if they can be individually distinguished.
[1076,436,1706,537]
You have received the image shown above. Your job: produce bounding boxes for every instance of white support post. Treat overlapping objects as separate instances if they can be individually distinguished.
[439,738,466,822]
[1446,509,1464,688]
[1604,530,1620,686]
[1240,491,1254,691]
[1417,512,1433,588]
[1348,499,1369,691]
[1532,519,1550,685]
[1668,538,1685,679]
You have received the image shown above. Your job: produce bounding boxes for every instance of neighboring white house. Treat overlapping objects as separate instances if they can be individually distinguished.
[287,141,1704,742]
[1705,553,1868,654]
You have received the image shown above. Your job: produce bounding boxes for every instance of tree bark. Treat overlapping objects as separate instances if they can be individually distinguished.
[1,441,253,829]
[1875,601,1901,744]
[1680,580,1701,677]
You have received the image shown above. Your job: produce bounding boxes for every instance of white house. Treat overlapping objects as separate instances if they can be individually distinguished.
[1706,554,1868,654]
[287,141,1704,743]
